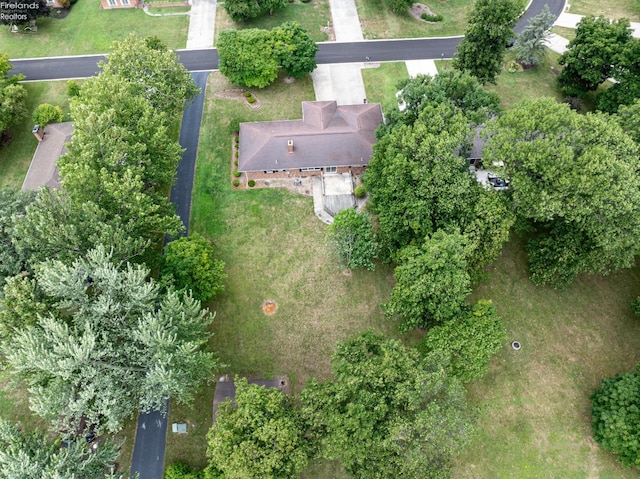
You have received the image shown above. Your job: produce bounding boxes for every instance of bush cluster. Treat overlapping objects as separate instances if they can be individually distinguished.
[233,170,241,178]
[421,13,443,21]
[248,180,256,187]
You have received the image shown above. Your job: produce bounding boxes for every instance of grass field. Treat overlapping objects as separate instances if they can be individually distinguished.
[453,238,640,478]
[0,80,71,188]
[569,0,640,21]
[214,1,331,43]
[164,71,398,473]
[0,1,188,58]
[361,62,409,113]
[356,0,471,38]
[551,26,577,42]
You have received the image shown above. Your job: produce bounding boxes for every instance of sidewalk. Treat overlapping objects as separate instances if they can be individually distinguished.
[186,0,217,49]
[555,11,640,38]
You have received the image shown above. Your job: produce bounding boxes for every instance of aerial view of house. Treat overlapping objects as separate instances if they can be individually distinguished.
[0,0,639,477]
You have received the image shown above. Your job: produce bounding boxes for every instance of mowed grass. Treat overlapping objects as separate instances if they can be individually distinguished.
[164,71,398,473]
[356,0,471,38]
[214,1,331,43]
[0,0,188,59]
[453,238,640,478]
[569,0,640,21]
[0,80,71,188]
[361,62,409,113]
[436,51,565,109]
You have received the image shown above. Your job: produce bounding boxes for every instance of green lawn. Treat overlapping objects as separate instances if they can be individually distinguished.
[214,1,331,43]
[568,0,640,21]
[551,26,577,42]
[0,1,188,59]
[453,238,640,478]
[361,62,409,113]
[434,51,565,109]
[0,80,71,188]
[164,71,398,474]
[356,0,472,38]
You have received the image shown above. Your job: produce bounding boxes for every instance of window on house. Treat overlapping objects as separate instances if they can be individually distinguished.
[325,166,337,173]
[108,0,116,5]
[299,167,321,172]
[122,0,129,4]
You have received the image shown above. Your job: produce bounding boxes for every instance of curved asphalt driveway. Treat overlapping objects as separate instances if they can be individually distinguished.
[9,0,565,80]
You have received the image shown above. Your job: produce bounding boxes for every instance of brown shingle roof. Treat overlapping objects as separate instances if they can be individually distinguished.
[238,101,383,172]
[22,122,73,191]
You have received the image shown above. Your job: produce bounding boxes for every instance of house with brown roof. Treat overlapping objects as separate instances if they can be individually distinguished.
[22,122,73,191]
[238,100,383,181]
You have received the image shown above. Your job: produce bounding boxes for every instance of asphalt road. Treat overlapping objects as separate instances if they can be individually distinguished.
[129,403,170,479]
[170,71,210,233]
[8,0,566,81]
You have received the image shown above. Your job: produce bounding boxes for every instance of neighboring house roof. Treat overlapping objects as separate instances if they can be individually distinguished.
[22,122,73,191]
[238,101,383,172]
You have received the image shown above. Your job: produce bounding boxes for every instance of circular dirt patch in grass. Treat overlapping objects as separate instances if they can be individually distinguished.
[262,300,278,315]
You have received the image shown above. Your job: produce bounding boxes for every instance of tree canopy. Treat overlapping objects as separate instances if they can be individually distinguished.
[384,229,471,332]
[326,208,377,271]
[0,419,121,479]
[558,16,633,100]
[3,246,218,433]
[207,378,310,479]
[223,0,286,21]
[99,35,199,117]
[217,24,317,88]
[0,188,35,281]
[417,299,506,382]
[301,331,472,479]
[389,70,501,128]
[484,98,640,286]
[273,22,318,79]
[591,368,640,467]
[453,0,521,84]
[0,54,27,136]
[161,233,226,303]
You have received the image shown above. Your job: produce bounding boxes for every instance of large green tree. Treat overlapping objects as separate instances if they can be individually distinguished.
[99,35,199,117]
[0,188,35,281]
[207,378,310,479]
[591,368,640,467]
[0,419,121,479]
[616,98,640,143]
[596,37,640,113]
[453,0,521,84]
[416,299,506,382]
[217,29,280,88]
[365,103,477,259]
[326,208,377,271]
[4,246,218,433]
[301,331,472,479]
[161,233,226,303]
[273,22,318,79]
[60,74,184,189]
[558,16,633,97]
[484,98,640,286]
[223,0,286,21]
[0,54,27,136]
[390,70,501,128]
[384,229,471,332]
[11,189,154,269]
[514,5,555,68]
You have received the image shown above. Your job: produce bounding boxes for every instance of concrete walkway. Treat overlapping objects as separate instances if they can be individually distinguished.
[186,0,217,49]
[329,0,364,42]
[555,11,640,38]
[545,33,570,54]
